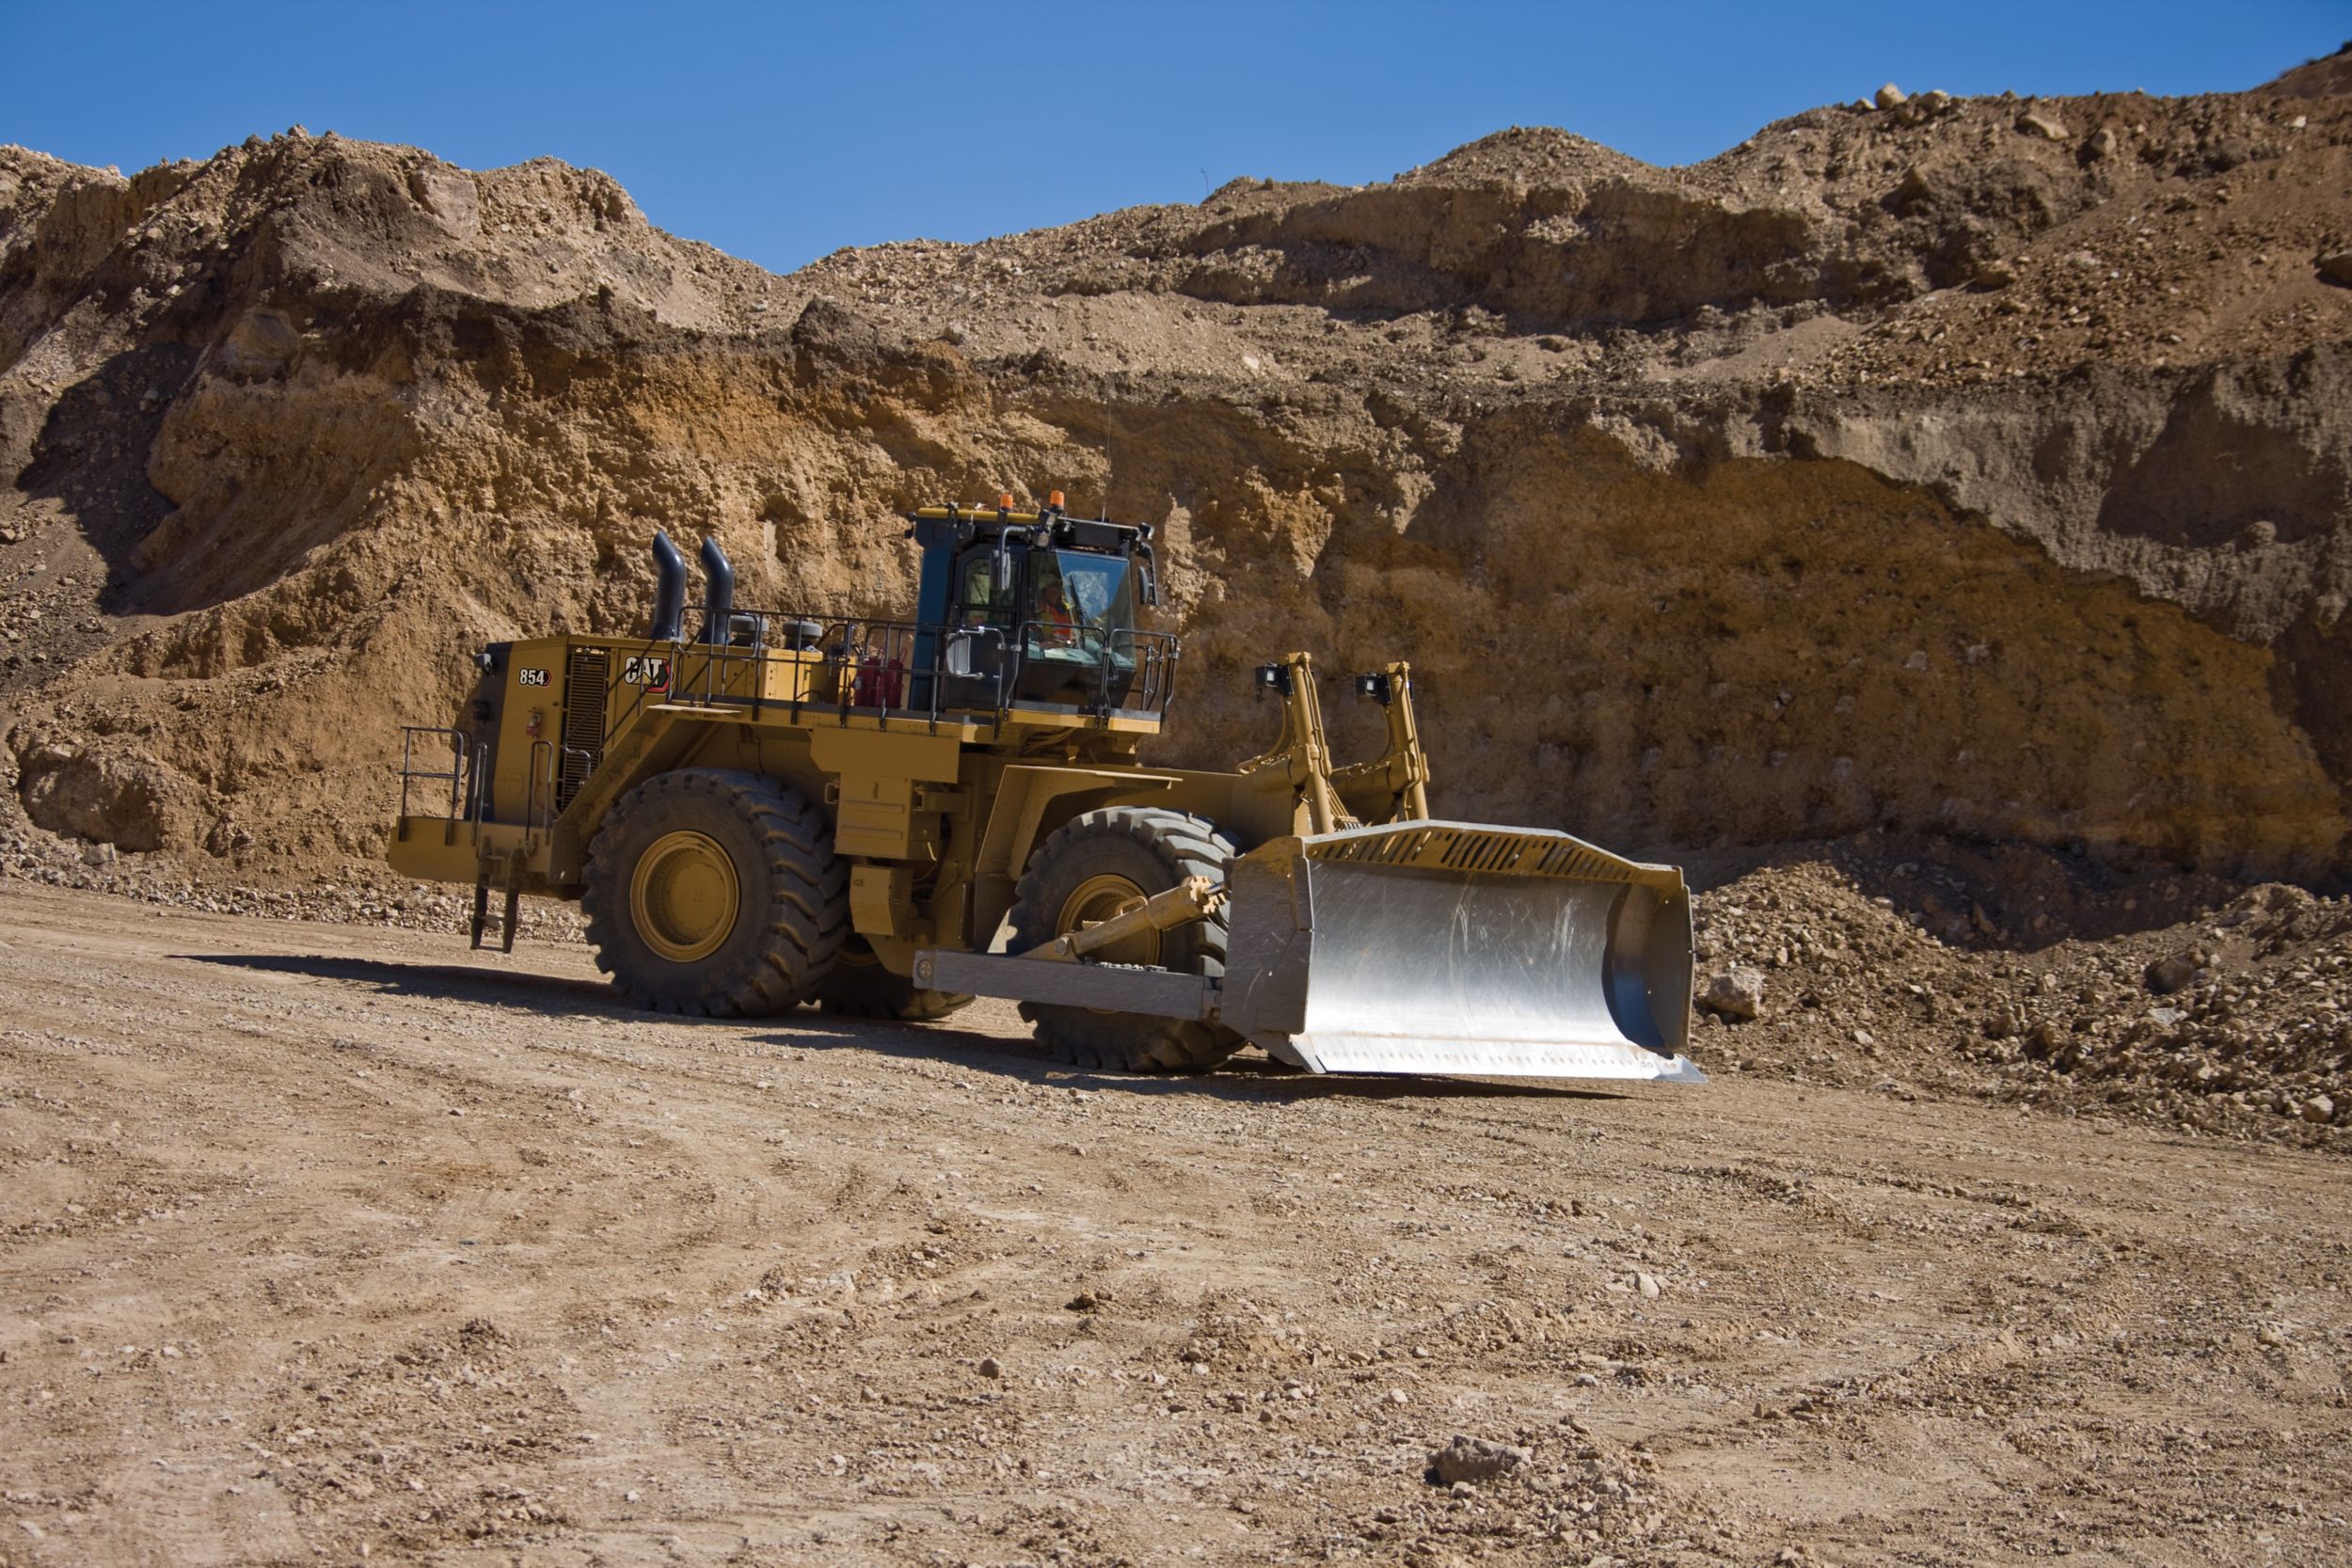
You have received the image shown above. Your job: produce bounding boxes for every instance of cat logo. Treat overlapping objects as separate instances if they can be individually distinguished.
[622,656,671,693]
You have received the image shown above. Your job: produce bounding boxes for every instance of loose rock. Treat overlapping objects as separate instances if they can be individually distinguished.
[2145,950,2203,995]
[1428,1434,1529,1485]
[1701,967,1767,1021]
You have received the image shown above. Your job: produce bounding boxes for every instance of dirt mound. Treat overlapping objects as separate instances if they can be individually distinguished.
[0,71,2348,906]
[1688,846,2349,1141]
[2265,40,2352,99]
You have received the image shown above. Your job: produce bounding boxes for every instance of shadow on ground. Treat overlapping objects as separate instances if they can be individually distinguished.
[177,951,1628,1106]
[753,1022,1630,1106]
[179,952,632,1012]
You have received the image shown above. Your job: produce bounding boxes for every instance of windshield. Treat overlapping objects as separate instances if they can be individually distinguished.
[1029,549,1136,657]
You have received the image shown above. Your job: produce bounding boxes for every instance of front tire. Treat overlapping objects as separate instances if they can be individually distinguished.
[582,769,848,1016]
[1008,806,1243,1072]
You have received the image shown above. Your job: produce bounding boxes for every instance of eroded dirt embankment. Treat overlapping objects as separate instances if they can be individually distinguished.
[2,66,2349,891]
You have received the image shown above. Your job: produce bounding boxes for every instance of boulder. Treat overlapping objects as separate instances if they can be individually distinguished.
[1428,1434,1528,1485]
[1700,967,1767,1021]
[2144,950,2204,996]
[405,166,481,236]
[219,308,298,378]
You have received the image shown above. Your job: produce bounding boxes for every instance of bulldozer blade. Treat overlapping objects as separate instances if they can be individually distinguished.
[1219,822,1702,1083]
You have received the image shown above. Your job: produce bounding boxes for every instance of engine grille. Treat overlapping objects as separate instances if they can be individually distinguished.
[557,646,609,813]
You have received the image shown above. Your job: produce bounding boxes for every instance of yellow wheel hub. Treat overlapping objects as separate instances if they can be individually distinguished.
[629,830,740,962]
[1057,872,1159,967]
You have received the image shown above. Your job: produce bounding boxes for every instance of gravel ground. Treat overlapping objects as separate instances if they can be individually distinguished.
[2,880,2348,1567]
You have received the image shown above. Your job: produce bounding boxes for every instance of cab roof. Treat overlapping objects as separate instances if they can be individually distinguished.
[906,501,1153,557]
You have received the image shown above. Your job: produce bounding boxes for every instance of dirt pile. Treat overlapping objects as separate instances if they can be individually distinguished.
[1685,846,2351,1141]
[5,75,2352,890]
[2267,40,2352,101]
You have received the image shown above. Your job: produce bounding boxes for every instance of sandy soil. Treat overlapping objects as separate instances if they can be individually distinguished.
[2,881,2347,1567]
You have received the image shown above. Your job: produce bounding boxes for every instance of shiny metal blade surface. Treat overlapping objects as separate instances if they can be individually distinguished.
[1279,859,1704,1083]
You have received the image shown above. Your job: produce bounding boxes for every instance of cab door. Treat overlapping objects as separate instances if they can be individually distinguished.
[942,544,1017,705]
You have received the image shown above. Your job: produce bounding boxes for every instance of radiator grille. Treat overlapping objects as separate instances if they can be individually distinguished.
[558,646,609,813]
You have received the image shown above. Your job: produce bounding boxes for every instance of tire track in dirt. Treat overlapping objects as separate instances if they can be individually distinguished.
[2,880,2347,1566]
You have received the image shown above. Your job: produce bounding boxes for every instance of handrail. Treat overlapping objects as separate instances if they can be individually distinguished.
[562,610,1182,801]
[396,726,468,845]
[465,741,490,844]
[525,739,554,837]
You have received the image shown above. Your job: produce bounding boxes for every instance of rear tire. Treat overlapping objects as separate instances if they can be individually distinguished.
[583,769,848,1016]
[818,936,974,1022]
[1008,806,1243,1073]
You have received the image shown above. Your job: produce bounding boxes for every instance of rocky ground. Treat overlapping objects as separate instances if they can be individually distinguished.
[5,752,2345,1155]
[1684,849,2351,1146]
[2,880,2347,1568]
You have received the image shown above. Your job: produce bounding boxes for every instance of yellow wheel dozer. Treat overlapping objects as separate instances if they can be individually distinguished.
[389,499,1700,1085]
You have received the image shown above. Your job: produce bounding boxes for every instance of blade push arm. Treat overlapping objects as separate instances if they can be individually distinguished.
[1016,876,1223,962]
[1328,661,1431,823]
[1236,652,1346,834]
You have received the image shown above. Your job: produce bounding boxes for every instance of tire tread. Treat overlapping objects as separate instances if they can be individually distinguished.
[581,768,848,1017]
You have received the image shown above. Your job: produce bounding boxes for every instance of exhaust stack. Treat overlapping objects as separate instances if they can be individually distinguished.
[645,531,687,641]
[696,535,735,644]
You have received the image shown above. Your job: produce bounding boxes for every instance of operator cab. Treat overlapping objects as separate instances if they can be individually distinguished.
[912,496,1167,721]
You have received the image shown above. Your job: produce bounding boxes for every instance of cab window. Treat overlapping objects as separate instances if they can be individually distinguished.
[955,546,1014,629]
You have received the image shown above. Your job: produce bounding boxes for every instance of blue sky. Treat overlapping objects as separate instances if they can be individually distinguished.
[5,0,2344,274]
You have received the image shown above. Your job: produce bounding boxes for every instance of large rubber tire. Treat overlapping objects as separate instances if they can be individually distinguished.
[582,769,848,1016]
[1007,807,1244,1073]
[818,936,975,1022]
